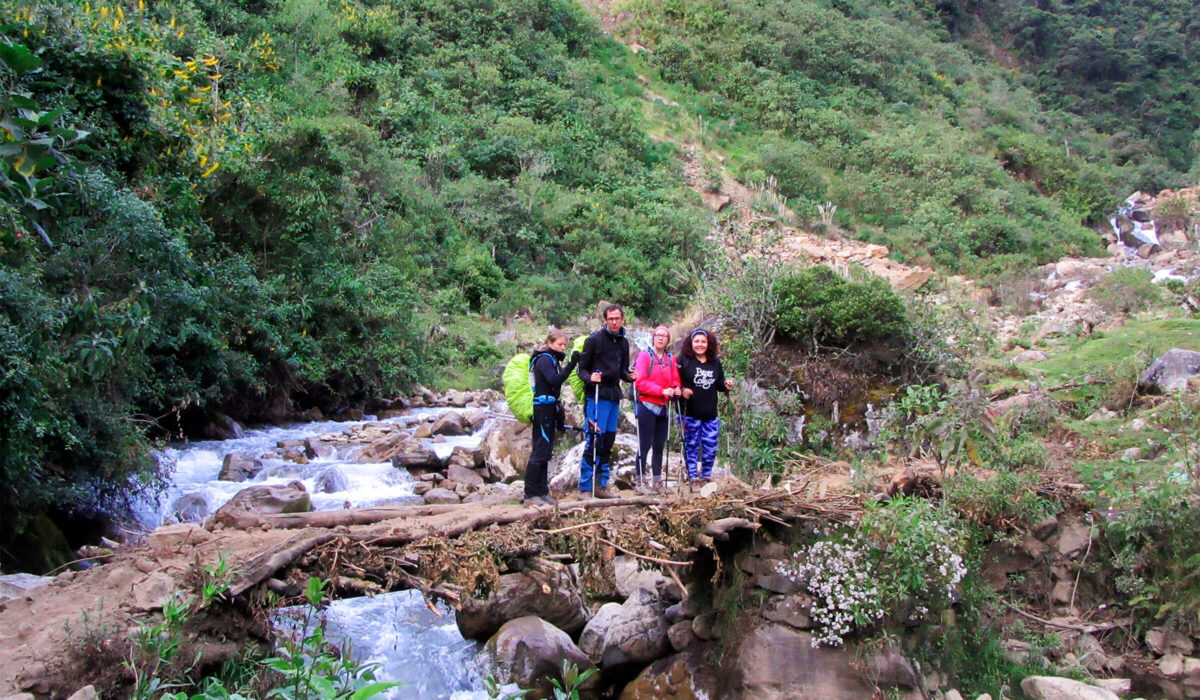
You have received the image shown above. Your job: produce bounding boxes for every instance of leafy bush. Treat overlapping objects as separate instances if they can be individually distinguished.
[1106,482,1200,636]
[1088,267,1162,316]
[774,266,909,350]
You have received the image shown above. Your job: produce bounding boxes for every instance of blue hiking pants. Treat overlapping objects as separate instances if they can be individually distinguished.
[682,416,719,479]
[579,397,620,491]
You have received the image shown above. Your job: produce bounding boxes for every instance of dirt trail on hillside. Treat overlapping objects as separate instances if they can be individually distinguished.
[579,0,934,289]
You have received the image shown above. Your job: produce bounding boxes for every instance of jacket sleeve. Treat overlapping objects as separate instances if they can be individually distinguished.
[534,354,570,389]
[634,351,665,398]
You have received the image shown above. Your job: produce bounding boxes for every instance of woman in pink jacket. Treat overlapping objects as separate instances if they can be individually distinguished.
[634,325,682,492]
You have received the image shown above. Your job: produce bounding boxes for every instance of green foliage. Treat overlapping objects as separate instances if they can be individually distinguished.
[944,471,1056,531]
[1106,482,1200,637]
[1087,266,1163,316]
[884,382,996,474]
[774,266,909,350]
[547,660,597,700]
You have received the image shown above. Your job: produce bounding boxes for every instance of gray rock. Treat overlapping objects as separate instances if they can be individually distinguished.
[171,493,210,524]
[131,572,177,611]
[1139,349,1200,393]
[1056,517,1092,556]
[613,556,670,599]
[477,616,594,698]
[218,453,262,482]
[457,564,588,640]
[212,482,311,527]
[448,445,484,470]
[446,464,485,488]
[667,621,695,651]
[431,411,471,436]
[732,624,921,699]
[761,593,814,630]
[314,466,350,494]
[0,573,54,603]
[578,587,670,669]
[1019,676,1119,700]
[423,488,461,504]
[1014,350,1048,364]
[1074,633,1107,673]
[66,687,99,700]
[304,438,334,459]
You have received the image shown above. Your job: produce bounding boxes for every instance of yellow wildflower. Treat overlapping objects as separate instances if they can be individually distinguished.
[201,163,219,178]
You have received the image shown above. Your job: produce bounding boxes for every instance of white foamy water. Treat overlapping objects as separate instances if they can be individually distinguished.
[140,409,491,529]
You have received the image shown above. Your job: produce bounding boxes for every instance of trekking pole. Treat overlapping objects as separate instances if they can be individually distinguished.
[591,379,600,498]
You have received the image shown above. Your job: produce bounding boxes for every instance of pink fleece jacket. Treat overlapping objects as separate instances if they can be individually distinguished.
[634,349,681,406]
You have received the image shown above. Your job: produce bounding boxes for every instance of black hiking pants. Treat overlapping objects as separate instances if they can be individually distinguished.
[525,403,558,498]
[636,402,669,481]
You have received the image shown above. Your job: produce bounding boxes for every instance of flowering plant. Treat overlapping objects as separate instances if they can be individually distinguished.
[778,498,968,647]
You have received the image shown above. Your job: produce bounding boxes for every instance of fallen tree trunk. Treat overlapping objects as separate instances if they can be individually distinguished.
[259,496,661,531]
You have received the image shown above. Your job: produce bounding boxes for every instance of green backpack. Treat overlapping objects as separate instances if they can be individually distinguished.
[503,336,588,424]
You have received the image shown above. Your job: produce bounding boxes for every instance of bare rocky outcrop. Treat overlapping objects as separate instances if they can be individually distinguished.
[732,623,922,700]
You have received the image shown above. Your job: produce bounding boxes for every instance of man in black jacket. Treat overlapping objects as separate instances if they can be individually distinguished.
[575,304,635,498]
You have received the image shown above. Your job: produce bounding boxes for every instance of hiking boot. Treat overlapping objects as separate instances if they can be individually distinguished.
[540,495,557,506]
[593,487,616,499]
[524,496,545,506]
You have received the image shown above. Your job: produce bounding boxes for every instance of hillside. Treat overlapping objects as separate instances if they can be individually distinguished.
[1,3,1199,690]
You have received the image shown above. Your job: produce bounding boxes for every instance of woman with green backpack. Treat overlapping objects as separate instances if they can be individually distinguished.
[524,331,580,506]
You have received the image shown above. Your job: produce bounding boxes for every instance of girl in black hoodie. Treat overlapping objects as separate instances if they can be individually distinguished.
[678,329,733,482]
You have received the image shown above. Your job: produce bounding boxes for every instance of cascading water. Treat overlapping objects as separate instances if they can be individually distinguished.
[146,408,502,698]
[1111,193,1160,249]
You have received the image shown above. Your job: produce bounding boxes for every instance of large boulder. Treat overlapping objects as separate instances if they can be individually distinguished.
[618,646,722,699]
[217,453,262,482]
[478,616,596,699]
[422,488,461,504]
[731,623,922,700]
[485,419,532,478]
[1138,348,1200,393]
[1019,676,1119,700]
[210,482,311,528]
[431,411,471,436]
[578,587,671,670]
[171,493,210,524]
[448,445,485,470]
[446,464,485,488]
[457,563,588,641]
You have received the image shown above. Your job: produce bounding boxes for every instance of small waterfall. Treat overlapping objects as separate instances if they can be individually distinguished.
[1111,193,1159,249]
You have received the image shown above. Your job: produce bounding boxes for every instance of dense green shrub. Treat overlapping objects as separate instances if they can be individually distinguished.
[774,266,909,349]
[1088,267,1163,316]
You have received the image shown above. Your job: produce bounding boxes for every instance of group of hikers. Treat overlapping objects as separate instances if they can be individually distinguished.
[522,304,734,507]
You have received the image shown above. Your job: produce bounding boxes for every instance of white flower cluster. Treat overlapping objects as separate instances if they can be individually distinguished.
[898,512,968,604]
[778,534,884,647]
